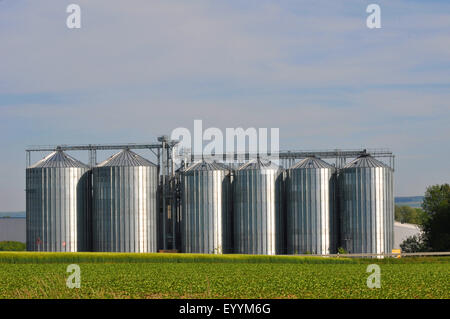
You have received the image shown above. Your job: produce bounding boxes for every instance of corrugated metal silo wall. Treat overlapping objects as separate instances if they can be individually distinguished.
[93,166,158,252]
[233,169,284,255]
[286,168,337,254]
[26,167,92,252]
[181,170,232,254]
[339,166,394,254]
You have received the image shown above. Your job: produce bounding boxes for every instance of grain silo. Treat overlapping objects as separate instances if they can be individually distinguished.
[180,161,232,254]
[92,149,158,252]
[286,157,337,255]
[26,150,91,252]
[233,158,284,255]
[339,154,394,255]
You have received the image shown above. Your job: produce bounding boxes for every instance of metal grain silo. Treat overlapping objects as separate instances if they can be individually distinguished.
[92,149,158,252]
[180,161,231,254]
[233,159,284,255]
[26,150,91,252]
[286,157,337,255]
[339,154,394,255]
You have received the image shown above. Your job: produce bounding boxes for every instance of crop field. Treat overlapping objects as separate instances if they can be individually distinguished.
[0,253,448,299]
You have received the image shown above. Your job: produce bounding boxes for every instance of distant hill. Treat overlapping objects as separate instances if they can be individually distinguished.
[0,212,25,218]
[395,196,424,208]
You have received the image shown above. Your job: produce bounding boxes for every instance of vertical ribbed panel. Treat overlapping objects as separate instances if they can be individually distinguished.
[26,167,91,252]
[181,169,231,254]
[233,168,283,255]
[286,167,336,254]
[92,166,158,252]
[339,166,394,255]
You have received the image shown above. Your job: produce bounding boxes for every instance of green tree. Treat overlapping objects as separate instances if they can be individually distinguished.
[420,184,450,251]
[0,241,26,251]
[422,203,450,251]
[422,184,450,216]
[400,234,429,253]
[395,205,426,224]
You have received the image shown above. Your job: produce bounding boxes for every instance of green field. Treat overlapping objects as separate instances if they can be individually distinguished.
[0,253,448,299]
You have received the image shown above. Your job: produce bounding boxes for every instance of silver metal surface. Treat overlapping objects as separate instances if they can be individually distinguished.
[286,157,337,255]
[92,149,158,252]
[26,151,91,252]
[180,161,231,254]
[233,159,284,255]
[339,155,394,255]
[181,148,395,170]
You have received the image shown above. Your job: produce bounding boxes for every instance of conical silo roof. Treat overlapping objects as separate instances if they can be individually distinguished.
[237,158,280,170]
[184,160,229,172]
[344,154,389,169]
[289,157,334,169]
[29,150,89,168]
[97,149,156,167]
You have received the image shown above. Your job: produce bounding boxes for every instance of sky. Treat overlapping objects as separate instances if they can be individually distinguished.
[0,0,449,211]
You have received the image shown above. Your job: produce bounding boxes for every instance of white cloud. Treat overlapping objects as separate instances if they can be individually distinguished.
[1,0,449,94]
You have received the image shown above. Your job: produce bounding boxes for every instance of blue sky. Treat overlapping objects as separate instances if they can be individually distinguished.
[0,0,449,210]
